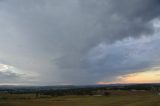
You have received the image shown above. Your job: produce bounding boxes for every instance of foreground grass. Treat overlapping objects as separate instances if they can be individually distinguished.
[0,94,159,106]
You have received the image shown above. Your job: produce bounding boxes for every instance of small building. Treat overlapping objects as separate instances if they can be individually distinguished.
[92,90,110,96]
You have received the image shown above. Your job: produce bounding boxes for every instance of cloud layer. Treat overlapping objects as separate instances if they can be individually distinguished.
[0,0,160,85]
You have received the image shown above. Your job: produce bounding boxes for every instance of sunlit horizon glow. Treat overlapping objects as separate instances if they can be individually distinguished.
[97,68,160,85]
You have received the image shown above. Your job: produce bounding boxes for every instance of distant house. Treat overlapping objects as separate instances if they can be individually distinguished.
[93,90,110,96]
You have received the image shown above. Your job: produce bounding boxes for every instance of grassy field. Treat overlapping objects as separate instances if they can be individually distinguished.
[0,93,159,106]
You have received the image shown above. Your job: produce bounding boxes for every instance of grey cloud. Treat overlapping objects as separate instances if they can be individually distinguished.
[84,36,159,82]
[0,0,160,84]
[0,71,19,82]
[0,69,26,84]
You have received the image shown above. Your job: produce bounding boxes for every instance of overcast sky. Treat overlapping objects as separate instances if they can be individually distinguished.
[0,0,160,85]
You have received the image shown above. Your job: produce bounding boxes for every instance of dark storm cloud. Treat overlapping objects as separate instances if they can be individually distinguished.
[85,35,160,81]
[0,0,160,84]
[79,0,160,41]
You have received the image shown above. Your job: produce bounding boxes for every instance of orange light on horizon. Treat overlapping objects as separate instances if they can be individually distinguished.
[96,82,112,85]
[97,69,160,84]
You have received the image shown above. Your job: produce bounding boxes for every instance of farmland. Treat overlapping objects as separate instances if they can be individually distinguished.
[0,84,159,106]
[0,92,159,106]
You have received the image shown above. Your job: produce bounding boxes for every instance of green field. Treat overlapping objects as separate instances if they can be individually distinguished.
[0,93,159,106]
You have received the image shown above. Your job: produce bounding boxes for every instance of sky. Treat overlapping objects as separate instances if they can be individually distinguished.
[0,0,160,85]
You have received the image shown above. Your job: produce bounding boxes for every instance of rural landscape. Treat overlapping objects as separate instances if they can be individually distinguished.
[0,0,160,105]
[0,84,159,106]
